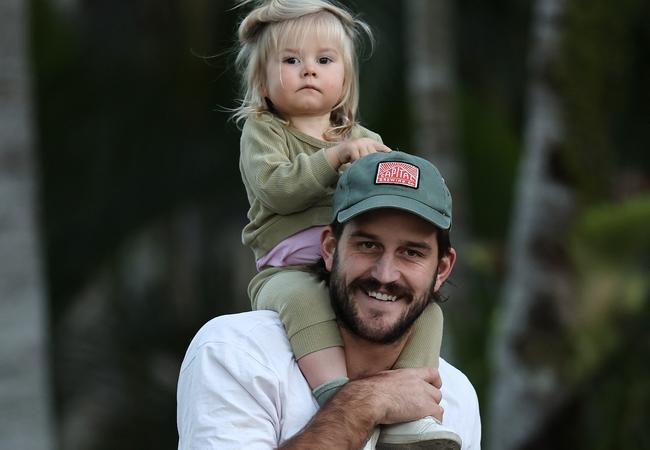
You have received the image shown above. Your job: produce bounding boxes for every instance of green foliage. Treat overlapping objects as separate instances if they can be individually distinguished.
[28,0,650,448]
[31,0,81,75]
[557,0,646,201]
[457,90,520,240]
[570,298,650,450]
[568,194,650,388]
[573,193,650,260]
[30,0,244,311]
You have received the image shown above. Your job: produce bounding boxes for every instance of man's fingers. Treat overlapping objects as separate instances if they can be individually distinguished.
[431,385,442,404]
[431,405,444,422]
[416,367,442,389]
[362,367,447,425]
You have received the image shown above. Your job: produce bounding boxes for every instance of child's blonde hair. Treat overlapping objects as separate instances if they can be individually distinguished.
[233,0,373,140]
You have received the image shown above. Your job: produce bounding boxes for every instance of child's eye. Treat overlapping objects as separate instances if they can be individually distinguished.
[318,57,332,64]
[283,57,299,64]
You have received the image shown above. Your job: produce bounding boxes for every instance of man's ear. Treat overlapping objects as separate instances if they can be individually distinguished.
[433,247,456,292]
[320,226,337,272]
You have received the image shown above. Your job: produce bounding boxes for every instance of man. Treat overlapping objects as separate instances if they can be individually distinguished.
[177,152,481,449]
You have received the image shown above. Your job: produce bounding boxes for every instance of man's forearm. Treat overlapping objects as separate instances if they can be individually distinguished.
[279,380,379,450]
[280,367,443,449]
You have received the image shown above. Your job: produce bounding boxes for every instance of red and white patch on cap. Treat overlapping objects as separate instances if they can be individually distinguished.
[375,161,419,188]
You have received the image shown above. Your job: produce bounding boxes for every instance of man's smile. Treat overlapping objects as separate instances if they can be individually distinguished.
[351,277,412,305]
[367,291,398,302]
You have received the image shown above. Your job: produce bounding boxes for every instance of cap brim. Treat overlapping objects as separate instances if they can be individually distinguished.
[336,194,451,229]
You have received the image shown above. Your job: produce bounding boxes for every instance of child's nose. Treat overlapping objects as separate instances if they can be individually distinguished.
[302,62,317,77]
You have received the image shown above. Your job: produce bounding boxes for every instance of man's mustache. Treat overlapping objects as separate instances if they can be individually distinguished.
[349,277,414,303]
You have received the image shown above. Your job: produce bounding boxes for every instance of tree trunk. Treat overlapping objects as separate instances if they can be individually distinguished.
[0,0,56,449]
[404,0,470,359]
[488,0,576,448]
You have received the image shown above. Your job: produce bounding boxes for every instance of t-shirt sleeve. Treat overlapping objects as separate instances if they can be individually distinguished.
[177,341,281,450]
[438,359,482,450]
[462,384,481,450]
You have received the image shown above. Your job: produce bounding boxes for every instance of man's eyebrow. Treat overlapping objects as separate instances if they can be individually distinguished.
[402,240,432,251]
[349,231,433,251]
[349,231,377,240]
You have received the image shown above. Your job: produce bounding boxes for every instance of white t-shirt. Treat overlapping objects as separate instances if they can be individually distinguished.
[177,310,481,449]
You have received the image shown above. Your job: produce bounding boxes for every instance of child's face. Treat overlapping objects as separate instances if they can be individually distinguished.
[264,33,345,123]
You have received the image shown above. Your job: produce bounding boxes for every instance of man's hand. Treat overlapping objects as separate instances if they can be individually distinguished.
[345,367,444,425]
[325,138,391,169]
[280,367,443,450]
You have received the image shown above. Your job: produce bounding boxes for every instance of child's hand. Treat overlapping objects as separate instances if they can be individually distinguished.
[325,138,391,169]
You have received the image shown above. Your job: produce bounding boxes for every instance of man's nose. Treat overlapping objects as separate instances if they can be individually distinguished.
[371,253,400,284]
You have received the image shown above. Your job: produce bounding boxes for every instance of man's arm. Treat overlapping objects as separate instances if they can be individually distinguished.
[280,367,445,450]
[177,313,446,449]
[177,341,286,450]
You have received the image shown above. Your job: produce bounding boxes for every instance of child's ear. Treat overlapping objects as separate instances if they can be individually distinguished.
[320,227,337,272]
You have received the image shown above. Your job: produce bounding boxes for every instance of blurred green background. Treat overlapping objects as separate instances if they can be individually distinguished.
[2,0,650,449]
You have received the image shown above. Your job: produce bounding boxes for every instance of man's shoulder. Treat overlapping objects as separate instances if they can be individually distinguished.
[180,311,291,370]
[439,357,473,386]
[438,357,481,448]
[195,309,283,336]
[438,357,478,404]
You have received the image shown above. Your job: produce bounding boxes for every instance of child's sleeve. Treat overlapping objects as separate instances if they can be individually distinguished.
[240,119,339,215]
[354,125,383,144]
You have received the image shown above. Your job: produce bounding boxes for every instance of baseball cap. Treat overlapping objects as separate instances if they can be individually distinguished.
[332,151,452,229]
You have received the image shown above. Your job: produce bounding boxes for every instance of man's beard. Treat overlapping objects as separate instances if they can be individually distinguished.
[328,253,437,345]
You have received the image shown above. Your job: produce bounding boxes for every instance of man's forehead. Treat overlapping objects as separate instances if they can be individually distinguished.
[342,208,439,239]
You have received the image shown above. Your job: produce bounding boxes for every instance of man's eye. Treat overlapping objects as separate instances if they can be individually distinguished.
[404,249,423,258]
[360,242,377,250]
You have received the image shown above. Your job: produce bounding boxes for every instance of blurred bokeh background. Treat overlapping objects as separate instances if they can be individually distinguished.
[2,0,649,449]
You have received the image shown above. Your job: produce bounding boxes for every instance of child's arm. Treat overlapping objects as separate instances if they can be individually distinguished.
[240,118,340,214]
[324,138,391,170]
[240,119,387,215]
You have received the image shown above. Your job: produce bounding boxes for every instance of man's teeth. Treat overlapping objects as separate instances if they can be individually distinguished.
[368,291,397,302]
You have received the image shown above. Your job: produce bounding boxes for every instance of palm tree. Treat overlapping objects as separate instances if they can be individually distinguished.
[404,0,472,360]
[488,0,576,448]
[0,0,55,448]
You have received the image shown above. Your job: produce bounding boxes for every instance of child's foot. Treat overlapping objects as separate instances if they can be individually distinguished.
[376,416,461,450]
[361,427,380,450]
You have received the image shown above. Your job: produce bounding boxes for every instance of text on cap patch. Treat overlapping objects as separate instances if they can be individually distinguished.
[375,161,419,188]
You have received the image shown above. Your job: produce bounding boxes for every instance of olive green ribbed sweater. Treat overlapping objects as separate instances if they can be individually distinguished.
[239,113,382,260]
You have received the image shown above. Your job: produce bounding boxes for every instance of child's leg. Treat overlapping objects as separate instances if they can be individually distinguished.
[393,302,443,369]
[249,267,348,405]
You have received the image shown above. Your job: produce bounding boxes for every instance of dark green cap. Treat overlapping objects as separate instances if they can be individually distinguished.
[333,151,452,229]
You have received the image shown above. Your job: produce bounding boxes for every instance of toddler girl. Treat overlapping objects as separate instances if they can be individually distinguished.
[233,1,461,448]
